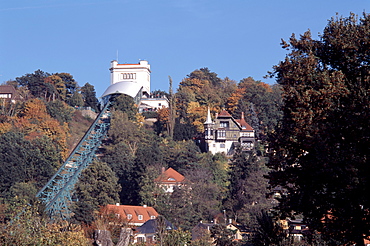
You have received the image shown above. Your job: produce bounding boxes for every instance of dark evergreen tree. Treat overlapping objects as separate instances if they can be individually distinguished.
[80,82,98,112]
[225,148,270,226]
[16,70,50,98]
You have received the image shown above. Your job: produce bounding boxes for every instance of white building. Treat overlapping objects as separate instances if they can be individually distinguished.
[102,60,151,103]
[204,108,255,156]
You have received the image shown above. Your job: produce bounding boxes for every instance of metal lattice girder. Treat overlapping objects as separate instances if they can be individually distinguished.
[36,96,112,220]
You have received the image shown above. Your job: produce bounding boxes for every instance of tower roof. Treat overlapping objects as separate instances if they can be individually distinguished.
[204,107,213,124]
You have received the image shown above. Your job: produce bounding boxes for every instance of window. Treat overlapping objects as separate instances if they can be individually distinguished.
[220,144,225,148]
[220,121,229,128]
[138,215,143,220]
[127,214,132,220]
[151,216,156,219]
[137,237,145,243]
[217,130,226,138]
[122,73,136,79]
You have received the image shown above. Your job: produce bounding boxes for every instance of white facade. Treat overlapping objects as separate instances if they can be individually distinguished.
[138,98,169,112]
[109,60,151,96]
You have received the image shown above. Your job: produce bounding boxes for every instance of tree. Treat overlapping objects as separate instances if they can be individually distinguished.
[72,160,121,224]
[225,148,271,227]
[110,94,137,121]
[210,224,239,246]
[0,132,59,202]
[15,69,50,98]
[80,82,98,112]
[268,13,370,245]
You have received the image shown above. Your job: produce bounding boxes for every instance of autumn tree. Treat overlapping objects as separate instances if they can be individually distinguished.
[268,13,370,245]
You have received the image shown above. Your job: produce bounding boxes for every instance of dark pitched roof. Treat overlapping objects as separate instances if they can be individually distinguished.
[136,219,177,234]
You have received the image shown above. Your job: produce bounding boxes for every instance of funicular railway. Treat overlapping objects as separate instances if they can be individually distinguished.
[36,82,145,220]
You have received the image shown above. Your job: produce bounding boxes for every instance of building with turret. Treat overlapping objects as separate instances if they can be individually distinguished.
[204,108,255,155]
[102,60,151,104]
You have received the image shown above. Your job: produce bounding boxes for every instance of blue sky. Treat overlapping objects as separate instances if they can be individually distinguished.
[1,0,368,97]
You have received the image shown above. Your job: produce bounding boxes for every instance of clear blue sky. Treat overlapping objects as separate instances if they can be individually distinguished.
[1,0,368,97]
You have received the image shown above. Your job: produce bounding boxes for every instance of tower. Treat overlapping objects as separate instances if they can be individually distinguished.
[204,107,214,153]
[109,60,151,97]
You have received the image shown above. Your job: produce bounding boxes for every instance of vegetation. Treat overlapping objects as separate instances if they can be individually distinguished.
[268,13,370,245]
[1,12,369,245]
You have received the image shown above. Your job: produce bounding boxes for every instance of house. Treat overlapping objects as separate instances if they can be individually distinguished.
[204,108,255,155]
[286,219,310,242]
[134,218,177,244]
[154,167,186,193]
[103,204,159,227]
[0,85,21,103]
[138,96,168,113]
[226,223,252,241]
[191,221,216,242]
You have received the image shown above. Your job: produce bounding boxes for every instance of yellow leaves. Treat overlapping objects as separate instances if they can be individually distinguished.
[135,112,145,126]
[225,88,244,114]
[187,101,207,132]
[15,99,69,158]
[0,122,12,134]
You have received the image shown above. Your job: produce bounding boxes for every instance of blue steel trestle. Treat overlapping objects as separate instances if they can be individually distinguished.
[36,96,112,220]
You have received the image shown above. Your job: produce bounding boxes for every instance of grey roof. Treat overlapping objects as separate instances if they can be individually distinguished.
[136,219,177,234]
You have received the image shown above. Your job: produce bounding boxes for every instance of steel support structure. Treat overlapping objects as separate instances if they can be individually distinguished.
[36,96,112,220]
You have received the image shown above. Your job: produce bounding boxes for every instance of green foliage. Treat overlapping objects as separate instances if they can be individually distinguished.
[163,228,191,246]
[251,210,287,246]
[0,203,89,245]
[0,132,58,201]
[80,82,98,111]
[268,12,370,245]
[46,99,73,123]
[210,224,240,246]
[16,69,50,98]
[72,160,121,224]
[224,148,271,227]
[110,94,137,120]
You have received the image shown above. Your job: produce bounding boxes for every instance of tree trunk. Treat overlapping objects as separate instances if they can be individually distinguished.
[93,230,114,246]
[116,228,133,246]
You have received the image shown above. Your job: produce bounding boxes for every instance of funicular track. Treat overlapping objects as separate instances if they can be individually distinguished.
[36,95,113,220]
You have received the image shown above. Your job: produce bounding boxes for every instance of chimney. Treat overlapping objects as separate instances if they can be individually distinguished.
[143,205,147,208]
[161,167,165,173]
[116,203,120,206]
[215,113,218,119]
[241,112,244,120]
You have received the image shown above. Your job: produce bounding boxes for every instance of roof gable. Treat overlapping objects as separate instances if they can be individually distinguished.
[154,168,185,183]
[104,205,158,225]
[218,110,232,118]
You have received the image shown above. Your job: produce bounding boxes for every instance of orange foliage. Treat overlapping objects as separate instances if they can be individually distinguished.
[15,99,69,158]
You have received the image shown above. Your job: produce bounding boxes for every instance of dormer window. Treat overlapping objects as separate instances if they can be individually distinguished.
[151,215,156,219]
[220,121,229,128]
[138,215,143,220]
[127,214,132,220]
[168,178,175,181]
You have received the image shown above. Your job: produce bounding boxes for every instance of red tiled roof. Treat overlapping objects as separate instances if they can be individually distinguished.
[218,110,232,117]
[235,118,254,131]
[154,168,185,184]
[104,205,159,225]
